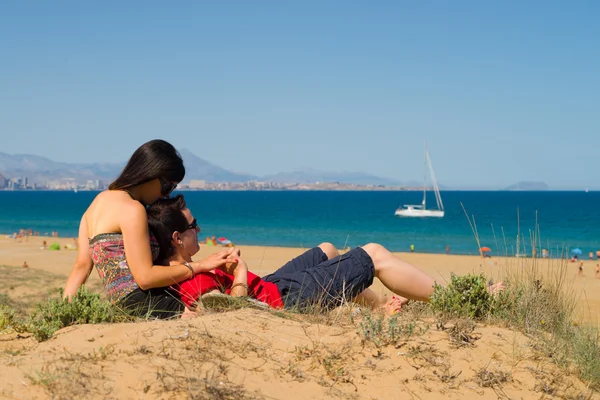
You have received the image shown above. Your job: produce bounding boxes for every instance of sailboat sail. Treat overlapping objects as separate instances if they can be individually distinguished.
[426,150,444,212]
[395,146,444,218]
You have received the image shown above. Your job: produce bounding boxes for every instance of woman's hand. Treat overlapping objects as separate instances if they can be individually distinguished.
[191,249,239,274]
[218,257,248,276]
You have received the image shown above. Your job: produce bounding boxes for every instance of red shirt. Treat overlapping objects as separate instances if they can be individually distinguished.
[175,269,284,309]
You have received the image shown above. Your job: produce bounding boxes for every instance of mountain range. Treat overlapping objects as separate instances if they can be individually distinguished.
[0,150,405,186]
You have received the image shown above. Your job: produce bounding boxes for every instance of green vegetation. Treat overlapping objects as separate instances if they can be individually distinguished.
[0,304,18,332]
[430,270,600,390]
[25,287,130,341]
[1,287,130,342]
[430,273,492,320]
[358,310,427,347]
[1,259,598,393]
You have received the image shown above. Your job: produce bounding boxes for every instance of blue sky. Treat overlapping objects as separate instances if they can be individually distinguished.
[0,1,598,188]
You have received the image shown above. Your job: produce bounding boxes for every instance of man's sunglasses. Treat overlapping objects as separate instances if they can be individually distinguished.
[186,219,199,232]
[160,178,177,197]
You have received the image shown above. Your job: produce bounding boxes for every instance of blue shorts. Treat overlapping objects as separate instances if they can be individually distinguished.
[263,247,375,311]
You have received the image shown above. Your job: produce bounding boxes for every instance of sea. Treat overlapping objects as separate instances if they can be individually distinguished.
[0,190,599,257]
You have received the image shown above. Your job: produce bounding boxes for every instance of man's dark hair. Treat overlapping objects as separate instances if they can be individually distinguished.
[147,194,188,264]
[109,139,185,190]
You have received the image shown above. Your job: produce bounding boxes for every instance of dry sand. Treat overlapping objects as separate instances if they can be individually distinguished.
[2,236,599,323]
[1,236,599,399]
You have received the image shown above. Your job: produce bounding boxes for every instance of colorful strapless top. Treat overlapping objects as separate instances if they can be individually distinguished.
[89,233,160,304]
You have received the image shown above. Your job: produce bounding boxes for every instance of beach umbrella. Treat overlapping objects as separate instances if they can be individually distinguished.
[217,237,232,245]
[571,248,583,255]
[480,247,491,253]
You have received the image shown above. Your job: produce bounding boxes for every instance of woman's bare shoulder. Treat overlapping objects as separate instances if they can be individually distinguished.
[86,190,126,213]
[84,191,145,235]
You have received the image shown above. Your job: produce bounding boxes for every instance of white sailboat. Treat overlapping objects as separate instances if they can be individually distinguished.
[395,146,445,218]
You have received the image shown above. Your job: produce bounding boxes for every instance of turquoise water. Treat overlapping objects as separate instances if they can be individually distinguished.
[1,190,599,256]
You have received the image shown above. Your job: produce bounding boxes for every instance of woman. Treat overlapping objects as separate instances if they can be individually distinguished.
[63,139,237,318]
[147,195,438,313]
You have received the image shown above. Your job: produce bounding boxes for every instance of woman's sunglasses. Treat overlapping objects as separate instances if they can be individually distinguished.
[159,178,177,197]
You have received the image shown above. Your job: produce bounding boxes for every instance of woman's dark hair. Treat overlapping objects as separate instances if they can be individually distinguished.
[109,139,185,190]
[147,194,188,264]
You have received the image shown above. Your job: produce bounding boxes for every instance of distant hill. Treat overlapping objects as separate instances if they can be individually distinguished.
[0,151,402,186]
[0,152,123,184]
[504,181,549,191]
[0,150,256,184]
[178,149,256,183]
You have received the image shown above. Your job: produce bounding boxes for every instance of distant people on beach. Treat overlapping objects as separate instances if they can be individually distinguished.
[445,245,450,255]
[596,264,599,278]
[542,249,549,258]
[41,240,47,250]
[410,244,415,253]
[18,229,28,242]
[571,255,579,263]
[590,252,594,260]
[22,261,28,268]
[62,238,79,251]
[596,250,600,260]
[578,261,584,276]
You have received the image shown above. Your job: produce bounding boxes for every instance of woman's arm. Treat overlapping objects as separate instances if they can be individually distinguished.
[63,216,94,298]
[121,203,236,289]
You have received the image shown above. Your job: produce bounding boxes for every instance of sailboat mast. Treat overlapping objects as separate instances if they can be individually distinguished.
[422,143,427,207]
[425,148,444,211]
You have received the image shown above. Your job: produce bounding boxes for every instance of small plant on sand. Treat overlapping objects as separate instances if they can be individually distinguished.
[0,305,17,332]
[26,287,129,341]
[475,366,512,388]
[358,311,424,347]
[430,273,492,320]
[447,319,479,347]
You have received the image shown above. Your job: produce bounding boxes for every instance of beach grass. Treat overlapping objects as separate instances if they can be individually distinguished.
[1,255,599,396]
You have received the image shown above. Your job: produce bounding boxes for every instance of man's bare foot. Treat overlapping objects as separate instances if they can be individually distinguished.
[380,295,410,315]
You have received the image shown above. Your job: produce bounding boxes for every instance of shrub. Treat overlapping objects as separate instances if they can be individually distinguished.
[26,287,129,341]
[430,273,492,320]
[0,305,17,331]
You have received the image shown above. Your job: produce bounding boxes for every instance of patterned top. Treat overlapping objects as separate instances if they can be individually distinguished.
[89,233,160,304]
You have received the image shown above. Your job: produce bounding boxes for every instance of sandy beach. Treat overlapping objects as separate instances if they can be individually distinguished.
[1,236,599,399]
[1,235,599,323]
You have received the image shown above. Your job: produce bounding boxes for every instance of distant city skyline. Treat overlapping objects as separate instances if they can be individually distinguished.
[1,2,599,189]
[0,149,559,191]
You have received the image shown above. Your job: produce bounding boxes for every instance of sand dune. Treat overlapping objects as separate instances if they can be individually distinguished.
[1,236,599,399]
[2,236,599,323]
[1,307,597,399]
